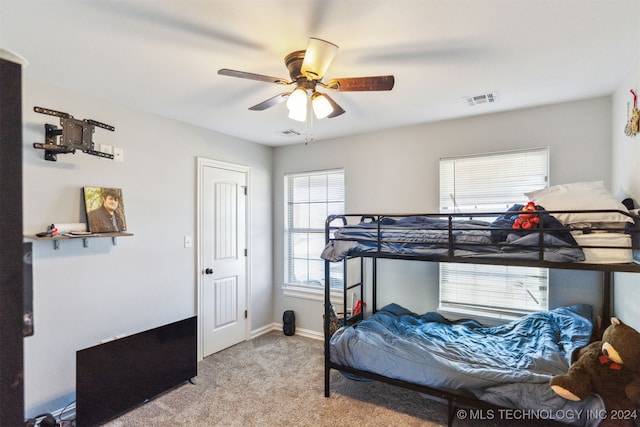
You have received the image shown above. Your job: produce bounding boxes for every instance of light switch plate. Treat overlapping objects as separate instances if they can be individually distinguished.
[113,147,124,162]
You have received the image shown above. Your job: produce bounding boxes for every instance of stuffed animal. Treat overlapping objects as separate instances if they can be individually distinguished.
[550,317,640,426]
[512,201,540,229]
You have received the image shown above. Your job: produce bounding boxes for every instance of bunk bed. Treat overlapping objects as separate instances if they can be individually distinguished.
[321,194,640,426]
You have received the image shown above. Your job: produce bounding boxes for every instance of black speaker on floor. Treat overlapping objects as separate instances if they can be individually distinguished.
[283,310,295,336]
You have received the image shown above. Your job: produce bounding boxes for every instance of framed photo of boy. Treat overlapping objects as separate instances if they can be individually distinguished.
[84,187,127,233]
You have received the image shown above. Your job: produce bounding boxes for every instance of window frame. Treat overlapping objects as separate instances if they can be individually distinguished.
[283,169,345,299]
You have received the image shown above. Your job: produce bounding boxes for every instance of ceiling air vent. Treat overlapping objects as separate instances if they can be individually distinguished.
[464,92,498,107]
[280,129,301,136]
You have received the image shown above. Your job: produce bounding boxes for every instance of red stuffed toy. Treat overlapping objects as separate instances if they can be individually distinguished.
[513,201,540,229]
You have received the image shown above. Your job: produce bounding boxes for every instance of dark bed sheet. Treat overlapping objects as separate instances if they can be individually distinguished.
[330,303,604,426]
[321,209,585,263]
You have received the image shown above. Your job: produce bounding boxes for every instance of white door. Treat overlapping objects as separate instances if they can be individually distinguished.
[199,159,248,357]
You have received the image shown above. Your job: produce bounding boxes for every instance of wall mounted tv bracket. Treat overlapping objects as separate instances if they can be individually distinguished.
[32,106,115,161]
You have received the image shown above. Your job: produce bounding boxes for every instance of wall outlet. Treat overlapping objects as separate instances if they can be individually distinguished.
[113,147,124,162]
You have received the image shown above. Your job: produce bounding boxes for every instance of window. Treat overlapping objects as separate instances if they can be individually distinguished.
[285,169,344,290]
[438,148,549,320]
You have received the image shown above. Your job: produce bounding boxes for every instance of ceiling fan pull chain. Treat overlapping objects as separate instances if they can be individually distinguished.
[305,101,314,145]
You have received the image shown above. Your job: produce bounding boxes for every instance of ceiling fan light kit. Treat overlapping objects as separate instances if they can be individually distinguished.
[311,92,333,119]
[301,37,338,80]
[218,36,395,130]
[286,87,308,118]
[287,87,307,111]
[286,89,334,122]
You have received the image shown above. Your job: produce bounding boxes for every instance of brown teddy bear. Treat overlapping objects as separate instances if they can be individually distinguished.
[550,317,640,426]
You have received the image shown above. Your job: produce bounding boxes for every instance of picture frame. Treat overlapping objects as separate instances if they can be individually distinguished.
[83,187,127,233]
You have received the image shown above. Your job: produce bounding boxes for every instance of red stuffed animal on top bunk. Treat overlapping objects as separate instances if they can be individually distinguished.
[513,201,540,229]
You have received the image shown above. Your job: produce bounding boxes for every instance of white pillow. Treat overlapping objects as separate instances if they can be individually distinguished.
[525,181,631,225]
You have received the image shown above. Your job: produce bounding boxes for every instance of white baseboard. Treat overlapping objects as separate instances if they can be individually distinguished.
[251,323,322,341]
[250,323,279,338]
[292,327,323,340]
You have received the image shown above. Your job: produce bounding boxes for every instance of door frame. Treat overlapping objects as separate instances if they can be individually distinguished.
[196,157,251,360]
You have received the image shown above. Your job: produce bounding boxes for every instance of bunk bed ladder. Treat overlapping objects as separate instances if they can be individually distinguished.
[324,255,331,397]
[372,257,377,312]
[324,217,333,398]
[325,215,366,397]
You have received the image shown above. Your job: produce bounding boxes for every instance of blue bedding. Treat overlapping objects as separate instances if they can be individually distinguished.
[321,209,585,263]
[330,303,604,426]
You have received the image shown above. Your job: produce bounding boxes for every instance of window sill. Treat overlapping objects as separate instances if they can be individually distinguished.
[282,284,344,305]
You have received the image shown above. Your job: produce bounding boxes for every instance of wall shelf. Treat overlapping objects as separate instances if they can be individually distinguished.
[25,232,133,250]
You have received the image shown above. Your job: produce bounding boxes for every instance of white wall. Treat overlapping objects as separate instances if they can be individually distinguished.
[273,97,613,334]
[611,54,640,331]
[22,78,273,415]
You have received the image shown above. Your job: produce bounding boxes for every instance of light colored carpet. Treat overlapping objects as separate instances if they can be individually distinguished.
[102,331,502,427]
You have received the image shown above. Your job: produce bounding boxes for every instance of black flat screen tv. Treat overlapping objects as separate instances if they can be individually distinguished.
[76,316,197,426]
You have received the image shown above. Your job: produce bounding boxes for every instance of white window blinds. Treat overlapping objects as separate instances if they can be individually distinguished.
[440,148,548,214]
[439,148,549,319]
[285,169,344,288]
[439,264,548,319]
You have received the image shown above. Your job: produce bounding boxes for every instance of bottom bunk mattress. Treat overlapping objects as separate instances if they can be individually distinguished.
[330,303,605,426]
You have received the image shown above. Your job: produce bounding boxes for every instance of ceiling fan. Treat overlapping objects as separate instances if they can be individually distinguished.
[218,38,395,122]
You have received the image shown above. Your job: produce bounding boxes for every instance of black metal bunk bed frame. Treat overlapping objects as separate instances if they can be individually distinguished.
[323,211,640,426]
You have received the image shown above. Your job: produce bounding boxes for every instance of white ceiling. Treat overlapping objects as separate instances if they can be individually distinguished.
[1,0,639,146]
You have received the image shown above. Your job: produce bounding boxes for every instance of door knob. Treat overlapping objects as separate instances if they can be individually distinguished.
[205,268,213,275]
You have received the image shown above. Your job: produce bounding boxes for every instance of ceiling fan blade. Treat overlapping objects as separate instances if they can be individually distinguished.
[248,93,290,111]
[218,69,292,85]
[325,75,395,92]
[322,94,346,118]
[301,38,339,80]
[91,2,265,51]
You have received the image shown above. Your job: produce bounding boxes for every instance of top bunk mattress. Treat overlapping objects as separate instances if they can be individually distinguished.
[571,231,633,264]
[322,205,640,267]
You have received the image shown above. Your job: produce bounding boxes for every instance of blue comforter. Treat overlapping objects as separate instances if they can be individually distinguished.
[321,209,585,263]
[330,303,604,426]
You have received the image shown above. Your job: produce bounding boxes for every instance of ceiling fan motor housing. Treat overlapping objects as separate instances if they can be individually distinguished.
[285,51,306,81]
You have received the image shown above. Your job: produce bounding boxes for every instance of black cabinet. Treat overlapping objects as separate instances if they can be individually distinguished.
[0,52,25,427]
